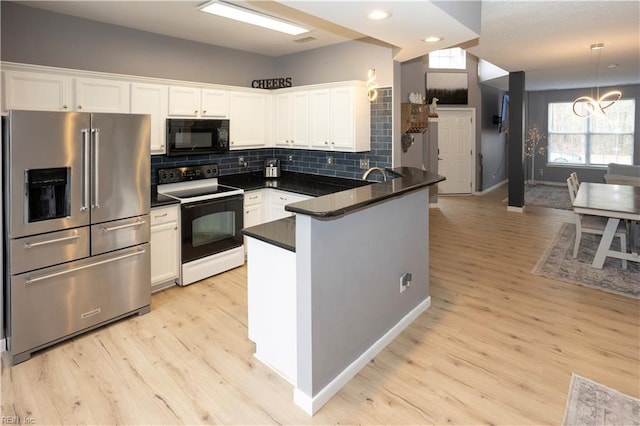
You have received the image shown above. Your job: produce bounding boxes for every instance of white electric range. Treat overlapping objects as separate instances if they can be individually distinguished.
[158,164,244,285]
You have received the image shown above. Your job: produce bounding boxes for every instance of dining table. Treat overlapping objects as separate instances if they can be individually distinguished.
[572,182,640,269]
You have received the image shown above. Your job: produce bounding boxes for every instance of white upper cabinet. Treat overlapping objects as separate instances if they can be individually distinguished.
[168,86,229,118]
[229,91,267,149]
[275,91,309,148]
[309,89,332,149]
[2,64,370,153]
[201,89,229,117]
[3,70,72,112]
[308,83,370,152]
[75,77,130,113]
[168,86,200,117]
[3,70,130,113]
[131,82,169,155]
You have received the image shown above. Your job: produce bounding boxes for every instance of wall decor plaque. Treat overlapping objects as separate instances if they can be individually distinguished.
[425,72,468,105]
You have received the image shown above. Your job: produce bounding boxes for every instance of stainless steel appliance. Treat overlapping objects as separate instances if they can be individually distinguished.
[157,164,244,285]
[166,119,230,156]
[2,110,151,364]
[264,158,281,178]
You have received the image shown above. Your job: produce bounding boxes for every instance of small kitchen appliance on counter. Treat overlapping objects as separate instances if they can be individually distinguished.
[157,164,244,286]
[264,159,281,178]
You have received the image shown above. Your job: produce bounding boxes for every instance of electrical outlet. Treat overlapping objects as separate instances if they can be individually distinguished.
[238,156,245,166]
[400,272,412,293]
[288,155,294,162]
[327,156,333,165]
[538,168,544,178]
[360,158,370,169]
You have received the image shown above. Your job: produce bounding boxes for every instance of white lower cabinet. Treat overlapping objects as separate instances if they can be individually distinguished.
[150,205,180,291]
[243,190,265,253]
[244,189,312,226]
[244,190,265,227]
[267,190,311,221]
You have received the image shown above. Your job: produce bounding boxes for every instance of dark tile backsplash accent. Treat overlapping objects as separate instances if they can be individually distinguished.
[151,87,392,185]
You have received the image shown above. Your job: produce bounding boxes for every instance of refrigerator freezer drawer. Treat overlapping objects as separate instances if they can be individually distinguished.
[91,214,150,255]
[9,244,151,364]
[10,227,90,275]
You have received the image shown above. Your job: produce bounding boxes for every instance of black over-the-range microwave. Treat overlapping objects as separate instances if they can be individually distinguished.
[166,119,230,156]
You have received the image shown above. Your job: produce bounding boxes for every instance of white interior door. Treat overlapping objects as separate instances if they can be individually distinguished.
[437,109,474,194]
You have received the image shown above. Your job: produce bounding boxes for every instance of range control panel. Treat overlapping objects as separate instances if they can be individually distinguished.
[158,164,219,184]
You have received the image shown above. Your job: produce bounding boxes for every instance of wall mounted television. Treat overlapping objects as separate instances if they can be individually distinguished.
[499,94,509,133]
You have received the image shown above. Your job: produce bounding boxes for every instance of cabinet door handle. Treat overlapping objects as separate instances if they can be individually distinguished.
[194,110,198,114]
[62,105,68,109]
[203,110,207,114]
[77,105,82,109]
[154,213,168,219]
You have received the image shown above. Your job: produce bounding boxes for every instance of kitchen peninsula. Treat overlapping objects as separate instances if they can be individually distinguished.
[243,167,444,415]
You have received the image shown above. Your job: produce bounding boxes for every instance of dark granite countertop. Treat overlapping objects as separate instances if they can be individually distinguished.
[219,171,371,197]
[242,167,444,250]
[285,167,445,218]
[151,185,180,208]
[242,216,296,252]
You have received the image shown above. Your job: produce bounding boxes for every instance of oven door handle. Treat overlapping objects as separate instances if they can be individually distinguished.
[182,194,244,209]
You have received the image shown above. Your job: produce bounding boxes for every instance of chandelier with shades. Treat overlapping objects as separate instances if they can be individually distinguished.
[572,43,622,118]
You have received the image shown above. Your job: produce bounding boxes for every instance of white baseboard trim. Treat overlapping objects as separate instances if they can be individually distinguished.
[507,205,525,213]
[429,202,439,208]
[293,296,432,416]
[477,179,508,195]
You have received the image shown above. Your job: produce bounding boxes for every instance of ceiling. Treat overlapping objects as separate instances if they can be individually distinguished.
[15,1,640,91]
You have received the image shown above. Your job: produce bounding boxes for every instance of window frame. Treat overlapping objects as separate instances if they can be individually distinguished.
[428,47,466,70]
[546,99,635,167]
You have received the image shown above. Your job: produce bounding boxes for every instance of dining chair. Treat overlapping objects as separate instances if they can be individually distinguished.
[566,177,627,268]
[569,172,580,194]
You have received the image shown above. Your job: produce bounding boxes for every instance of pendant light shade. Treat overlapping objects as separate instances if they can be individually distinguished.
[572,43,622,118]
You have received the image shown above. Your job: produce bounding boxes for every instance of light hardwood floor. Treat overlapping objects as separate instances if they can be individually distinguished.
[2,184,639,425]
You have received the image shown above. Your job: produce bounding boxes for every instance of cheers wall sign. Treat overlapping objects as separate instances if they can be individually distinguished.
[251,78,293,89]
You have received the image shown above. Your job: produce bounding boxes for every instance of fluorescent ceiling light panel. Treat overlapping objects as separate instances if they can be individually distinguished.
[200,1,309,36]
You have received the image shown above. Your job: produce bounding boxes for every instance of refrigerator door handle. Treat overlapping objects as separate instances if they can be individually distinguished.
[81,129,90,211]
[24,232,80,249]
[100,219,146,233]
[25,248,146,284]
[91,128,100,209]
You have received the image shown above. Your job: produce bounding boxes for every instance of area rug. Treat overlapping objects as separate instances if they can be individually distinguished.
[502,183,573,210]
[525,183,572,210]
[563,373,640,426]
[532,223,639,298]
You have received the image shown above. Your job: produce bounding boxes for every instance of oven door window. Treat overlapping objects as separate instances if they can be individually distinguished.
[192,211,235,247]
[181,195,243,263]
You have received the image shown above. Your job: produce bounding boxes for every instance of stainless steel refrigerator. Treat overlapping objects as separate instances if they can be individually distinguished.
[3,110,151,364]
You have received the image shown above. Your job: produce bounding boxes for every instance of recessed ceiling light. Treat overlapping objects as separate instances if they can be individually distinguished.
[607,63,619,69]
[590,43,604,50]
[200,1,309,36]
[423,36,442,43]
[366,9,391,20]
